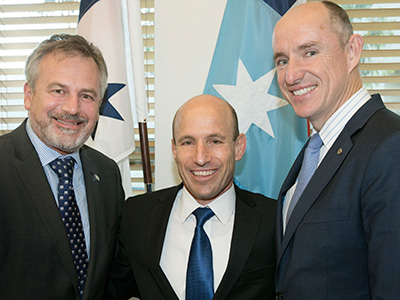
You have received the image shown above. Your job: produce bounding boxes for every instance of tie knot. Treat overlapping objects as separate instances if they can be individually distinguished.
[308,133,323,150]
[192,207,214,227]
[49,157,75,180]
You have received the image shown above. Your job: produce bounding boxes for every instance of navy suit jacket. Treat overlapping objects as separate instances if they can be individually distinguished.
[275,94,400,299]
[0,120,124,300]
[106,183,277,300]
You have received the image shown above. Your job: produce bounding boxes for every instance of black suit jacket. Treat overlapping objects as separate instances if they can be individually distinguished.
[0,120,124,300]
[107,183,277,299]
[276,94,400,299]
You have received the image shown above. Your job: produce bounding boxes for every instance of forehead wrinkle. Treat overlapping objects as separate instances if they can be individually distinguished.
[298,42,319,51]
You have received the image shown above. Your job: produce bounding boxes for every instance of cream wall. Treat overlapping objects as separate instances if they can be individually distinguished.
[154,0,227,189]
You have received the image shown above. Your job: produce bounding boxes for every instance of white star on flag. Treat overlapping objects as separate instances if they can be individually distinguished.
[213,59,287,138]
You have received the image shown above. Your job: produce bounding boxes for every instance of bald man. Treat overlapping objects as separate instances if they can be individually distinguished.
[106,95,276,300]
[273,1,400,299]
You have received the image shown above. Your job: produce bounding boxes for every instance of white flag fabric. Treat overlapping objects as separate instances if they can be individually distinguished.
[77,0,148,197]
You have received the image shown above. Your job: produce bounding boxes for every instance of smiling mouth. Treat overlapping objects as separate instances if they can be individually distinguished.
[192,170,216,177]
[52,114,86,127]
[293,85,316,96]
[55,118,82,126]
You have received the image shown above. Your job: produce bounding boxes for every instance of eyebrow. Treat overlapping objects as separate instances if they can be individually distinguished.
[207,133,227,140]
[273,52,285,61]
[177,134,193,142]
[47,82,98,98]
[273,42,319,61]
[298,42,319,51]
[176,133,227,143]
[47,82,67,90]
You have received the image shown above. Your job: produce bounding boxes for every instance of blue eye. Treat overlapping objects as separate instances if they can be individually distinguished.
[278,59,288,66]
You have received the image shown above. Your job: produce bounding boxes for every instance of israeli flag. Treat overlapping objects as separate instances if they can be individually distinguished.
[77,0,148,196]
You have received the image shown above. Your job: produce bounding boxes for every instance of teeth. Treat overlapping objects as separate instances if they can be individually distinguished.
[57,118,79,125]
[192,170,215,177]
[293,85,316,96]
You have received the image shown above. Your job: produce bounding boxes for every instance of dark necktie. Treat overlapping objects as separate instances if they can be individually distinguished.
[186,207,215,300]
[286,133,323,224]
[49,157,88,299]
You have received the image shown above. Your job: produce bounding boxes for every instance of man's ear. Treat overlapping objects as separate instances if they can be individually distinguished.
[24,82,33,110]
[235,133,247,161]
[346,34,364,73]
[171,139,177,160]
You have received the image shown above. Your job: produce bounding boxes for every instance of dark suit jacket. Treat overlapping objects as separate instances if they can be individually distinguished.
[275,94,400,300]
[106,183,277,300]
[0,120,124,300]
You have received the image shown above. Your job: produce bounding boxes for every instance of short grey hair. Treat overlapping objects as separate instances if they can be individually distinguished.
[322,1,354,48]
[24,33,108,99]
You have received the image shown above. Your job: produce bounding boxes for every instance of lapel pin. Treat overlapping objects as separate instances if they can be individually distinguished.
[337,148,343,155]
[93,174,100,182]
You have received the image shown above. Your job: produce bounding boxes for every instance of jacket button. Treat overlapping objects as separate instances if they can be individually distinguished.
[276,292,283,300]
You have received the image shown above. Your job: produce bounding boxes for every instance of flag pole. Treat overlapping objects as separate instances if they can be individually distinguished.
[139,121,152,192]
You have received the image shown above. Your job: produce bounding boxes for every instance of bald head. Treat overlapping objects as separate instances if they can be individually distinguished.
[172,94,239,142]
[275,1,353,49]
[171,94,246,203]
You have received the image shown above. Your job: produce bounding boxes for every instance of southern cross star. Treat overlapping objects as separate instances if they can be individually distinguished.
[213,59,287,138]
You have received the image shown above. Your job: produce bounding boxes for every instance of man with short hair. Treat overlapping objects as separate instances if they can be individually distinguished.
[0,34,124,300]
[273,1,400,299]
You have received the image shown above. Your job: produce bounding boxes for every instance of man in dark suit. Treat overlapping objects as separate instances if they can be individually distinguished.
[0,34,124,300]
[106,95,276,299]
[272,1,400,299]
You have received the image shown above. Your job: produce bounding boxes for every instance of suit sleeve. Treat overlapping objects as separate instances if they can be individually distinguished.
[105,235,140,299]
[105,195,140,300]
[361,131,400,298]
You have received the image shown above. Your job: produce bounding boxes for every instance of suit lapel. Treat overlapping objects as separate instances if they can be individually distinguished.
[213,185,262,300]
[11,122,79,290]
[277,94,386,269]
[79,147,100,299]
[276,144,306,247]
[146,185,181,300]
[280,132,353,257]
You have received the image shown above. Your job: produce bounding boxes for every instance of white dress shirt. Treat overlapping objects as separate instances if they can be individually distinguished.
[160,184,236,300]
[282,87,371,231]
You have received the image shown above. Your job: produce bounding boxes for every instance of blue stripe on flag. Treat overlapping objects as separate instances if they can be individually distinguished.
[78,0,100,22]
[263,0,297,16]
[203,0,307,199]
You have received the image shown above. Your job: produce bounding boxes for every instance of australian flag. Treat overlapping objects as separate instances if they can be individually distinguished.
[204,0,307,199]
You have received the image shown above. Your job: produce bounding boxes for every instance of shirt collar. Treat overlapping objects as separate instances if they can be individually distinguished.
[26,119,82,168]
[319,87,370,148]
[178,184,236,226]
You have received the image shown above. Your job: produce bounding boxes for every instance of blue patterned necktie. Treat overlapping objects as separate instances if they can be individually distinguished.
[186,207,215,300]
[49,157,88,299]
[286,133,323,224]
